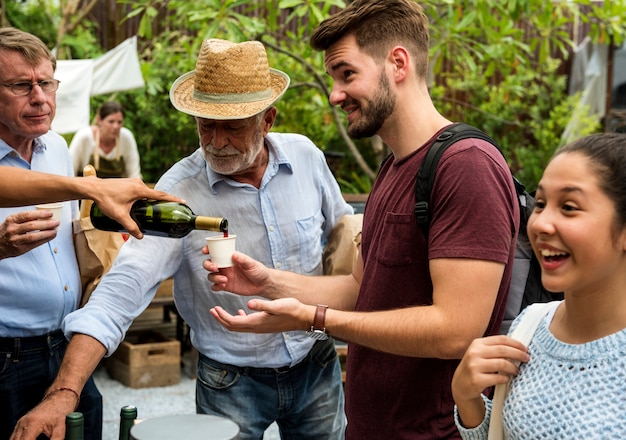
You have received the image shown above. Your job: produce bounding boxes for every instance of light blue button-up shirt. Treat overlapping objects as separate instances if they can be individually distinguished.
[0,132,80,337]
[64,133,353,367]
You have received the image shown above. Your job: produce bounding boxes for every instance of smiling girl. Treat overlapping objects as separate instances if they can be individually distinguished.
[451,132,626,438]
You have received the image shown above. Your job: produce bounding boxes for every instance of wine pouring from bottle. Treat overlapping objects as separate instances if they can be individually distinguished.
[90,201,228,238]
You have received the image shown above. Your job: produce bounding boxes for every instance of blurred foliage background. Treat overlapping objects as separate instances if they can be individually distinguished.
[3,0,625,192]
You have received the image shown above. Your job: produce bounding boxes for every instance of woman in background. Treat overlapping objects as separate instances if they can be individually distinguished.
[69,101,141,178]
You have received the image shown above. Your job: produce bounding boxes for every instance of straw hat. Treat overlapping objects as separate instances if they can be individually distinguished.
[169,39,290,120]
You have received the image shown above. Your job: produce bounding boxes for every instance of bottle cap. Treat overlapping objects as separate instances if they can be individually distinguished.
[66,412,84,422]
[121,405,138,417]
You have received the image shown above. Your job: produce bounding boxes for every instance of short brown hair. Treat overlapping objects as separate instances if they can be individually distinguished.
[310,0,430,79]
[0,27,56,71]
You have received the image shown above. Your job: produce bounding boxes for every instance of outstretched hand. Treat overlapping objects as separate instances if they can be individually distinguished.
[210,297,313,334]
[203,251,271,298]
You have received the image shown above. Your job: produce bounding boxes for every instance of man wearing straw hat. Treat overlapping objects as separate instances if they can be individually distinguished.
[205,1,518,439]
[13,39,350,440]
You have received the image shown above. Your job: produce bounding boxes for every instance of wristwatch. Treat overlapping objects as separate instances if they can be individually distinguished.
[306,304,329,340]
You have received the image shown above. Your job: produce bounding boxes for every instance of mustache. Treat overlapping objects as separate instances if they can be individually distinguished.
[341,98,359,111]
[202,144,239,157]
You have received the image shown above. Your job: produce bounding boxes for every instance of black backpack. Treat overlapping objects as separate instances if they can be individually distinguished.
[413,123,563,334]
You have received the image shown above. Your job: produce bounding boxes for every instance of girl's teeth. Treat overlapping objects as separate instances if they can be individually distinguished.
[540,249,566,257]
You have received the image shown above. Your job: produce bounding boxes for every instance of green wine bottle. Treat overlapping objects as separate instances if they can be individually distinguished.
[65,412,84,440]
[90,201,228,238]
[119,405,138,440]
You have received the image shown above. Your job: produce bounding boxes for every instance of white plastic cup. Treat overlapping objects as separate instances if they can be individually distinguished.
[206,235,237,268]
[36,202,63,223]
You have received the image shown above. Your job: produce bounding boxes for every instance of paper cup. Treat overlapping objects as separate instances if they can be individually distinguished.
[206,235,236,268]
[36,202,63,223]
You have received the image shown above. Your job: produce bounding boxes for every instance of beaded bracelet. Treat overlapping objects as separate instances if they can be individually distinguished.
[43,387,80,410]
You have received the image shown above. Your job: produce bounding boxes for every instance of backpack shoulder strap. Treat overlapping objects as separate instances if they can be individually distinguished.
[508,300,560,344]
[414,123,500,237]
[488,301,561,440]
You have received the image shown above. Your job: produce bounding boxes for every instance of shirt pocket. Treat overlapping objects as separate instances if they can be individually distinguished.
[374,212,415,267]
[297,213,324,273]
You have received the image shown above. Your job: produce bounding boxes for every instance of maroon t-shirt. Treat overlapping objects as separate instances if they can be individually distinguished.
[345,128,519,439]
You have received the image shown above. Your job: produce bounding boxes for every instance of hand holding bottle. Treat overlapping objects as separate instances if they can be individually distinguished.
[81,165,185,239]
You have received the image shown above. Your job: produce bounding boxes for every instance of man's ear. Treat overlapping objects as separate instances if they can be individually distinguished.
[262,107,277,134]
[389,46,410,83]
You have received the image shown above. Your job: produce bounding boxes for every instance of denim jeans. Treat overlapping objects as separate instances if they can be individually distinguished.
[0,330,102,440]
[196,338,346,440]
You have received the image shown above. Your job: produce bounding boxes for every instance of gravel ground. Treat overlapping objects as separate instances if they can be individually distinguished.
[93,355,280,440]
[92,305,283,439]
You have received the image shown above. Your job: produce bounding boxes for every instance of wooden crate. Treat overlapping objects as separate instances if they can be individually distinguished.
[105,330,180,389]
[335,345,347,384]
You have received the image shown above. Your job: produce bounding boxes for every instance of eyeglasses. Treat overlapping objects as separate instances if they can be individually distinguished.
[1,79,60,96]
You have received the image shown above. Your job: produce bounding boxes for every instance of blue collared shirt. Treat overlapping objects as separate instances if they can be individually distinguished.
[64,133,353,367]
[0,132,80,337]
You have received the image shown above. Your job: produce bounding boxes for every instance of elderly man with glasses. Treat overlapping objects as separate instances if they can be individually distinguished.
[0,27,103,439]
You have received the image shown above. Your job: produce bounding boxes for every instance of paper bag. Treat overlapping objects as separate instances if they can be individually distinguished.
[72,165,125,306]
[73,216,124,306]
[323,214,363,275]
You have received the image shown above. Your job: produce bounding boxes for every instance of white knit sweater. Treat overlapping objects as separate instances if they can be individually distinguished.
[455,306,626,439]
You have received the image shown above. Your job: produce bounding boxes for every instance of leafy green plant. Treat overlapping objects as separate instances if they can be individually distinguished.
[130,0,619,190]
[431,58,600,190]
[422,0,623,191]
[337,172,373,195]
[9,0,625,190]
[4,0,58,46]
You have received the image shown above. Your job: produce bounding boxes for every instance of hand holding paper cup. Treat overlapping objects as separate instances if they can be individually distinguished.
[36,202,63,223]
[206,235,236,268]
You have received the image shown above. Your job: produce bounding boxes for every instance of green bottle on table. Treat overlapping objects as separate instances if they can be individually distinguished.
[64,412,84,440]
[119,405,138,440]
